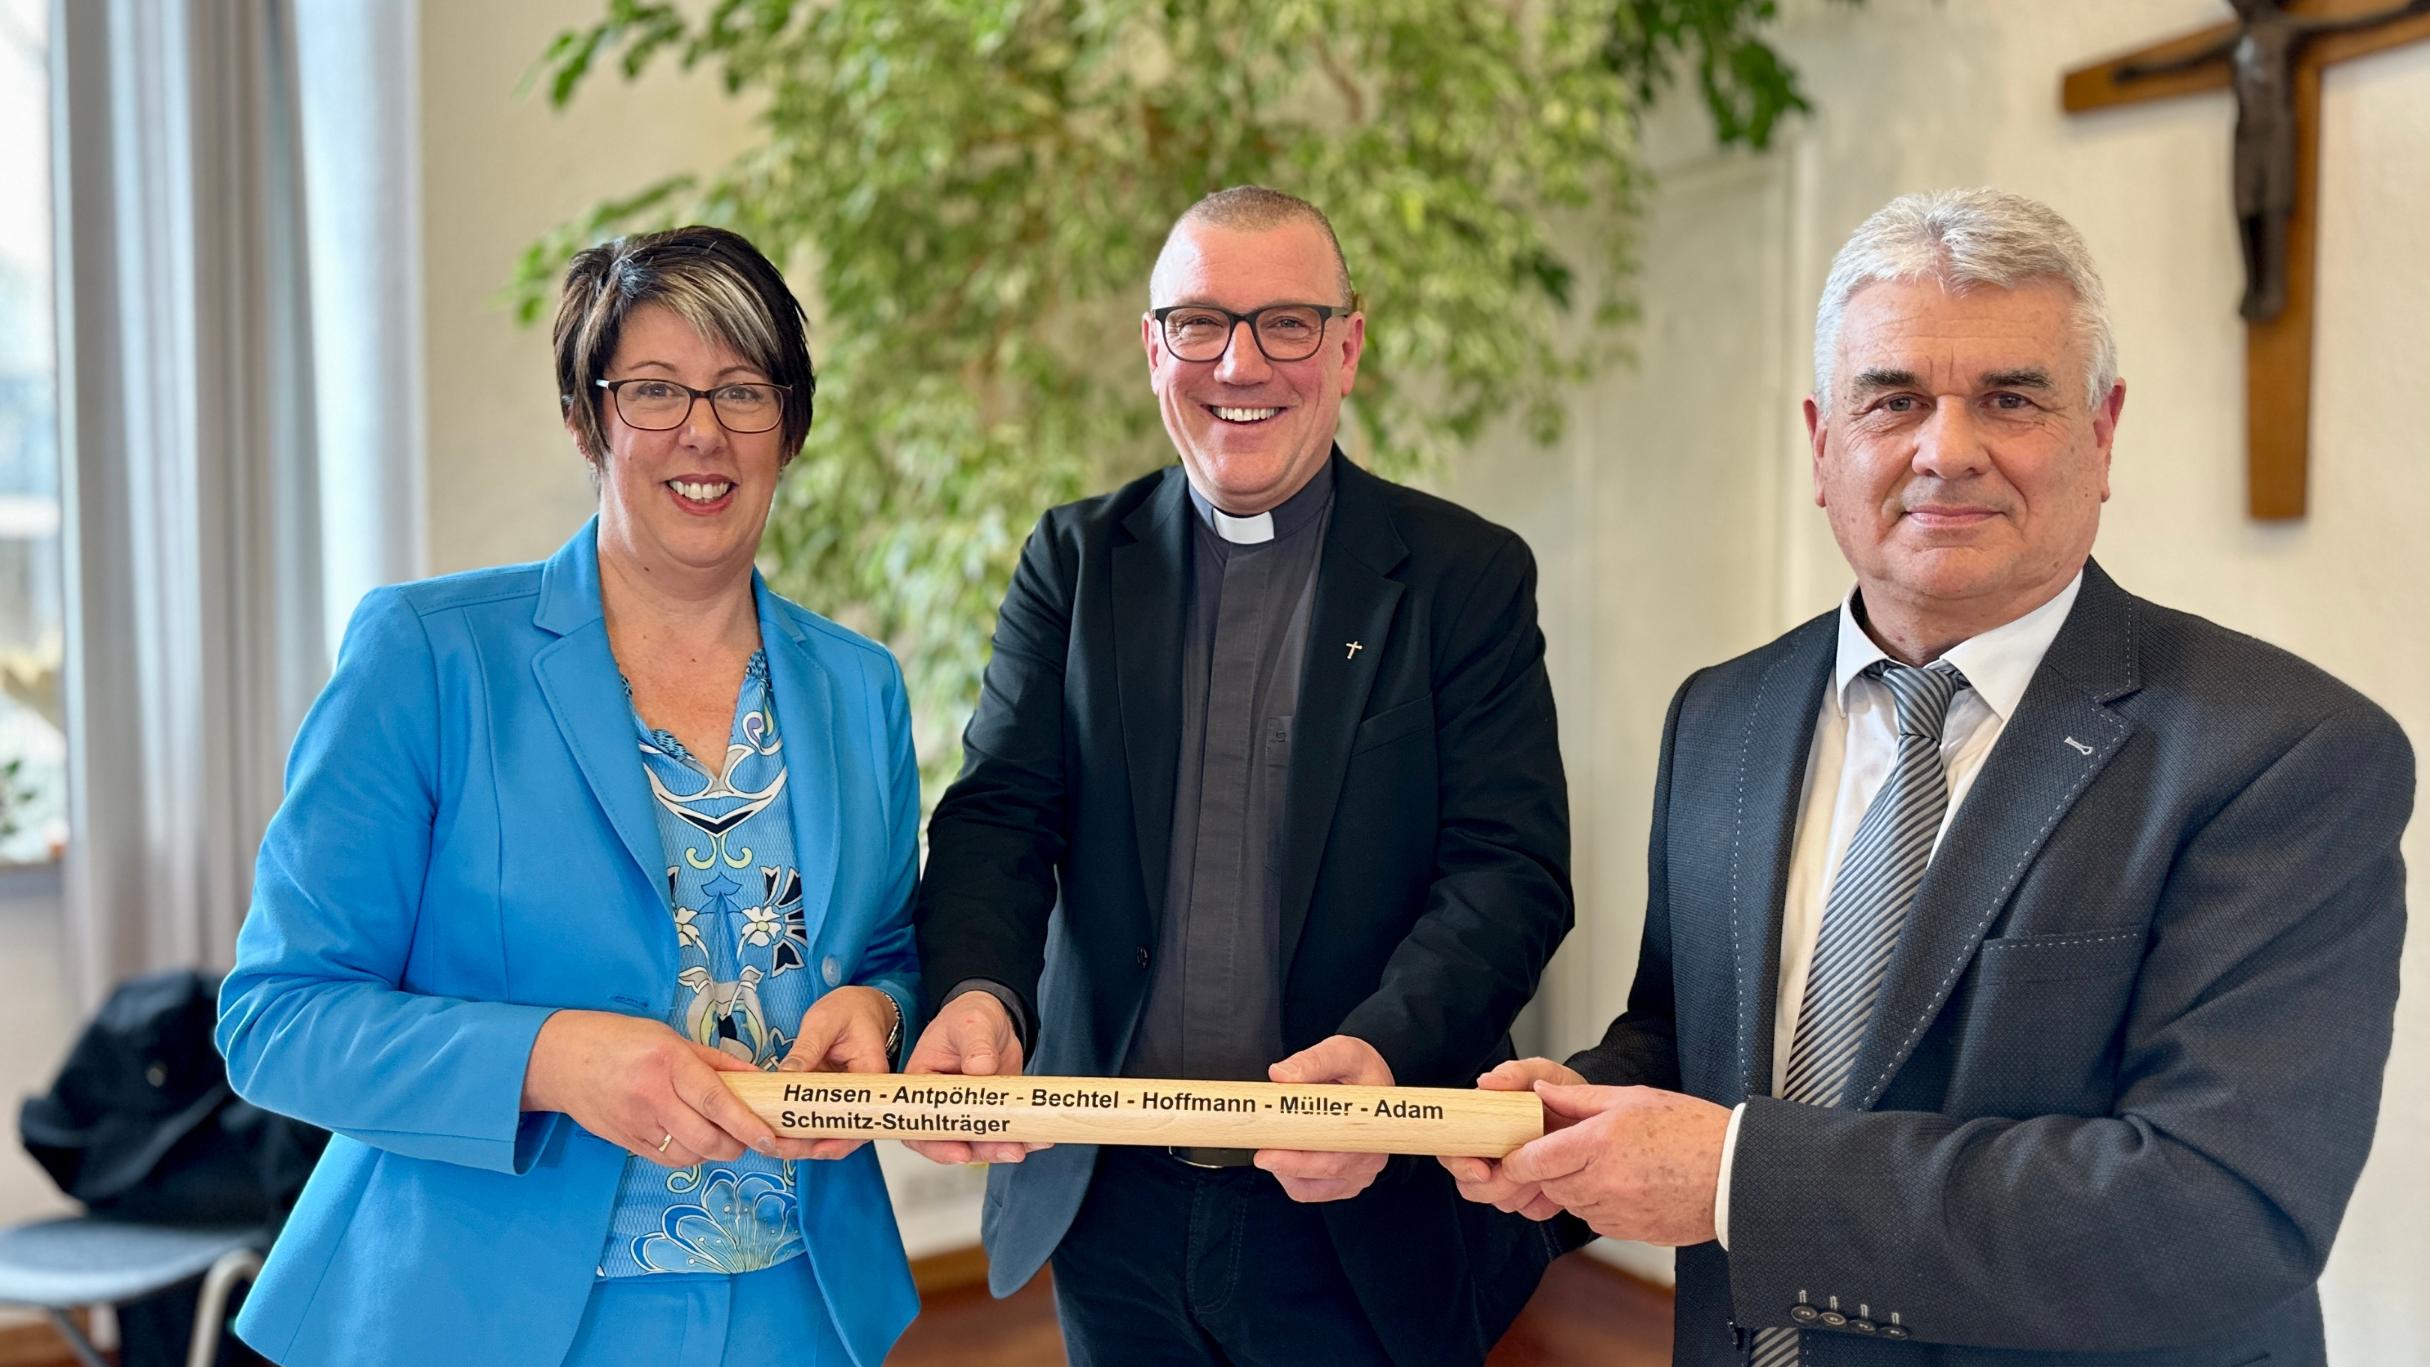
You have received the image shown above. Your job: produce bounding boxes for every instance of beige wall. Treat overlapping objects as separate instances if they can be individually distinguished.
[1451,0,2430,1345]
[418,0,758,574]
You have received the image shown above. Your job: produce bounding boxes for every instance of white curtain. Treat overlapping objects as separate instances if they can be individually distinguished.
[293,0,424,651]
[53,0,329,1007]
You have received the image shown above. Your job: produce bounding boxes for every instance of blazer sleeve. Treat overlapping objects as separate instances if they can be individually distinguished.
[854,651,924,1065]
[1336,531,1575,1085]
[217,587,560,1175]
[1722,701,2413,1352]
[1565,672,1693,1092]
[913,515,1074,1040]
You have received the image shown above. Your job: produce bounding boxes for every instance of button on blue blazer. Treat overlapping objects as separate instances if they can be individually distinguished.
[217,521,922,1367]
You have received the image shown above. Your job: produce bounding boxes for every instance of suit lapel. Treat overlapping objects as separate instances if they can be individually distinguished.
[758,584,843,959]
[530,519,664,898]
[1278,457,1406,971]
[1111,470,1192,927]
[1842,561,2142,1109]
[1728,617,1836,1100]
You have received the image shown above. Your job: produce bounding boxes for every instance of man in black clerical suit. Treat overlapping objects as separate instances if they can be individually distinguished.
[1446,188,2412,1367]
[905,185,1574,1366]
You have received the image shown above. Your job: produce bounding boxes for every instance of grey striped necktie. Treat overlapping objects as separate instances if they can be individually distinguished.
[1752,659,1966,1367]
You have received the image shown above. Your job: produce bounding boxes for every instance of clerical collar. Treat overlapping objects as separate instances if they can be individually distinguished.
[1186,456,1336,545]
[1206,505,1274,544]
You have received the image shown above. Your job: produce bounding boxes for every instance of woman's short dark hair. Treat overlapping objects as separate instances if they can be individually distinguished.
[553,225,816,464]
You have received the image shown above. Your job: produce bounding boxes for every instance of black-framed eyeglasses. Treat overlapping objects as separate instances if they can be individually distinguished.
[595,377,790,434]
[1150,302,1353,364]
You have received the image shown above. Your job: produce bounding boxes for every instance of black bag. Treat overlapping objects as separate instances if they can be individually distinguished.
[19,968,329,1366]
[21,967,326,1225]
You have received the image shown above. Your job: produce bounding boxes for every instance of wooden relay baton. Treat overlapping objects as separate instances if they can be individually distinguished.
[724,1074,1544,1157]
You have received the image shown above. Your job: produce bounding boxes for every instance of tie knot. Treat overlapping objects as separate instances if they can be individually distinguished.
[1866,659,1968,741]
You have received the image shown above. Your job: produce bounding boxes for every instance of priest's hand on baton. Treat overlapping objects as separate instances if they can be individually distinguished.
[1437,1057,1586,1221]
[1254,1035,1394,1203]
[901,989,1048,1166]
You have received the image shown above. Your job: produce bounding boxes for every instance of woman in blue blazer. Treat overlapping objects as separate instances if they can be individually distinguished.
[217,226,922,1367]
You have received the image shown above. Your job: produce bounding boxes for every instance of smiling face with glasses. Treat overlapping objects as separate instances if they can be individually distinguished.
[1143,218,1365,516]
[582,303,792,581]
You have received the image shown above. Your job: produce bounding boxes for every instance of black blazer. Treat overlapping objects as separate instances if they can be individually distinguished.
[918,453,1574,1365]
[1573,560,2412,1366]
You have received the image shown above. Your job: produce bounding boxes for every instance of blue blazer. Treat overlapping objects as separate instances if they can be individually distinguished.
[217,521,922,1367]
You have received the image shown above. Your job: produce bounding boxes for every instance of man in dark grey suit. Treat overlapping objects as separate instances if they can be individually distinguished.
[1445,188,2412,1366]
[907,186,1572,1365]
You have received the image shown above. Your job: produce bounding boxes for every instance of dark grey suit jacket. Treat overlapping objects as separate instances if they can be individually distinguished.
[1572,560,2411,1366]
[919,455,1574,1366]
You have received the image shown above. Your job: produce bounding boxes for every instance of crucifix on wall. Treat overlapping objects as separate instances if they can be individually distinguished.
[2063,0,2430,521]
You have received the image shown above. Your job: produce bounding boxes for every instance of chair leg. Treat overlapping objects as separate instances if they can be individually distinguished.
[43,1308,110,1367]
[185,1247,265,1367]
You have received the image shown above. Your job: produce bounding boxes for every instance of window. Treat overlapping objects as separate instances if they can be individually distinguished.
[0,0,64,864]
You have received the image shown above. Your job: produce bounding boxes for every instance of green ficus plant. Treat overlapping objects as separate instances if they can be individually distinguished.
[517,0,1825,792]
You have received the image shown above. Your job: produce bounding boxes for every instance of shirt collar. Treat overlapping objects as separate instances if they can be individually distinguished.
[1187,456,1335,545]
[1831,569,2085,723]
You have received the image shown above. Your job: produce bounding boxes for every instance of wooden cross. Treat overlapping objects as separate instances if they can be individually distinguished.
[2063,0,2430,520]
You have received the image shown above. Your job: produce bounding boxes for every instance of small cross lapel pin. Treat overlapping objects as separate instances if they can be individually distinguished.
[1344,641,1364,661]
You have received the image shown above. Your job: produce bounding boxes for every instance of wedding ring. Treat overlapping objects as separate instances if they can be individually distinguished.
[657,1133,673,1154]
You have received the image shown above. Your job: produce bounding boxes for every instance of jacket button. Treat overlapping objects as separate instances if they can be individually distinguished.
[1848,1318,1877,1334]
[1819,1310,1847,1327]
[1882,1323,1910,1340]
[821,956,842,986]
[1788,1305,1821,1324]
[1136,946,1151,969]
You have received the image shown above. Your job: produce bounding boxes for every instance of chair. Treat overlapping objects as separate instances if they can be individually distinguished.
[0,1214,263,1367]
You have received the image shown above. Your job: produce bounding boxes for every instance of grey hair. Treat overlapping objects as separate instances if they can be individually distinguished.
[1813,188,2117,410]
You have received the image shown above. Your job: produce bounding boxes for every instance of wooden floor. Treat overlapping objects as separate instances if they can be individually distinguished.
[888,1251,1672,1366]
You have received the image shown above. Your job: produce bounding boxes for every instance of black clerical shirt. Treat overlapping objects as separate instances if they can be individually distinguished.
[1123,462,1334,1082]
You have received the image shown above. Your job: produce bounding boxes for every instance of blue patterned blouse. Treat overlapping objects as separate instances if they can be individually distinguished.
[597,650,811,1278]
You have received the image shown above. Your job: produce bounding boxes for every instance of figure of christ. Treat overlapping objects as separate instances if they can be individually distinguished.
[2119,0,2430,321]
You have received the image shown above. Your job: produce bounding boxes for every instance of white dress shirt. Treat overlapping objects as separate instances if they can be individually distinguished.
[1710,571,2083,1251]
